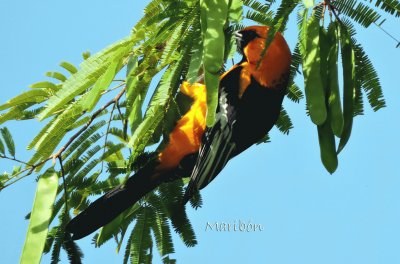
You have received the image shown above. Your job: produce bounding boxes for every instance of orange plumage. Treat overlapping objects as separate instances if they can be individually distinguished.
[157,82,207,170]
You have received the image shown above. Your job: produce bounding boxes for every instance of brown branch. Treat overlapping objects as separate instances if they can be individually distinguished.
[0,155,33,167]
[324,0,344,25]
[51,87,126,162]
[115,102,128,141]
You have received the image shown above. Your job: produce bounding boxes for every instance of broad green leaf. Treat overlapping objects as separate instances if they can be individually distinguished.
[0,127,15,157]
[20,170,58,264]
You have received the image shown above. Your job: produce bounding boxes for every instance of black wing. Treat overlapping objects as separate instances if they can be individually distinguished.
[183,66,242,204]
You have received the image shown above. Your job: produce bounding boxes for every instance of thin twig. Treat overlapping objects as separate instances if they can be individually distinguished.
[324,0,343,25]
[373,22,400,47]
[101,82,126,95]
[0,155,33,166]
[58,156,69,213]
[100,103,116,173]
[115,102,127,141]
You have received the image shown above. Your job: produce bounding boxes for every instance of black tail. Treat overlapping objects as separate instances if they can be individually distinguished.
[66,170,159,240]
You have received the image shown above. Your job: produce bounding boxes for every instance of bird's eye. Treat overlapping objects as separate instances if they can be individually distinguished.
[249,31,260,38]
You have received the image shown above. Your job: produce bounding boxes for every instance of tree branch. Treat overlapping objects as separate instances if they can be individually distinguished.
[0,87,126,190]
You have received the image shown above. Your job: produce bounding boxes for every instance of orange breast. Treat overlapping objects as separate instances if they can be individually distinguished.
[157,82,207,171]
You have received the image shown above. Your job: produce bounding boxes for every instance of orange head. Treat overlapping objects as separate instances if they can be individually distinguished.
[235,26,291,90]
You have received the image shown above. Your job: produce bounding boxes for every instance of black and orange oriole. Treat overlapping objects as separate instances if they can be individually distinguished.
[66,25,291,240]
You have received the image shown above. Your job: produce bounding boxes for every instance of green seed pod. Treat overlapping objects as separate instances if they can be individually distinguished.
[200,0,230,125]
[327,21,344,137]
[337,25,355,154]
[301,15,327,125]
[317,26,338,174]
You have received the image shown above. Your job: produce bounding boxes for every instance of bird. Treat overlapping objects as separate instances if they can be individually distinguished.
[66,25,291,240]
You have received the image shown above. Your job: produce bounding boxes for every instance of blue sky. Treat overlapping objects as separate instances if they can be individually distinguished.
[1,1,399,263]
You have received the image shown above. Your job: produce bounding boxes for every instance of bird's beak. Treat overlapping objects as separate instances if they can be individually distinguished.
[234,30,244,54]
[233,30,243,40]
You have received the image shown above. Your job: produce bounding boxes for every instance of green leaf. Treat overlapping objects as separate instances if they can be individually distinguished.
[302,0,314,8]
[45,72,67,82]
[0,89,51,111]
[74,50,125,115]
[128,207,152,264]
[353,43,386,111]
[0,138,4,155]
[151,210,174,257]
[0,127,15,157]
[30,81,58,90]
[128,55,185,161]
[333,0,381,27]
[27,108,81,165]
[275,107,293,135]
[337,25,356,153]
[38,37,135,120]
[372,0,400,17]
[59,61,78,75]
[20,169,59,264]
[82,51,91,60]
[245,9,274,25]
[259,0,299,63]
[158,181,197,247]
[243,0,271,13]
[96,204,141,247]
